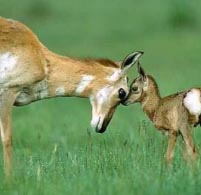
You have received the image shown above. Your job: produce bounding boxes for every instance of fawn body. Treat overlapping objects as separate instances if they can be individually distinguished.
[124,63,200,163]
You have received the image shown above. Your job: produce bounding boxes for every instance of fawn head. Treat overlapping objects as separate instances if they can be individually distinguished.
[123,62,148,106]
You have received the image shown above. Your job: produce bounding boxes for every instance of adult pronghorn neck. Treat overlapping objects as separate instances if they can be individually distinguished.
[141,75,161,121]
[42,47,119,99]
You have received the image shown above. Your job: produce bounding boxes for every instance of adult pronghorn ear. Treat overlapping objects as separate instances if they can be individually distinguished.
[137,61,147,82]
[121,51,144,73]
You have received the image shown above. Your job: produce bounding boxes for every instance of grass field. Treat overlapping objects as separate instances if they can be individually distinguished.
[1,0,201,194]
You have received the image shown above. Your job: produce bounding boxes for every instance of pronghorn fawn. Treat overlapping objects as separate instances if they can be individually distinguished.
[123,62,200,164]
[0,17,143,177]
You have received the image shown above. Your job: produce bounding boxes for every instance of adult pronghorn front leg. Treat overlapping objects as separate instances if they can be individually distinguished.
[0,89,16,177]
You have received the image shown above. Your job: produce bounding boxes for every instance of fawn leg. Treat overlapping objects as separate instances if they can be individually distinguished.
[166,131,178,164]
[180,125,197,162]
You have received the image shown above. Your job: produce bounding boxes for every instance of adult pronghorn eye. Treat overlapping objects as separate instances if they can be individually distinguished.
[118,88,126,100]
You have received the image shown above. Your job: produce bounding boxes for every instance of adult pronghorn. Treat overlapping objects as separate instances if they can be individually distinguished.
[0,17,143,176]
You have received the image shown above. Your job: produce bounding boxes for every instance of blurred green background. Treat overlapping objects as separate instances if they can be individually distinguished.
[1,0,201,194]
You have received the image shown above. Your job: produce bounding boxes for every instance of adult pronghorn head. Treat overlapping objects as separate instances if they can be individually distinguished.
[89,51,143,133]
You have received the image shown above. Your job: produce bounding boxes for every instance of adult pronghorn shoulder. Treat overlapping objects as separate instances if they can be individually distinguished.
[123,62,200,163]
[0,17,143,177]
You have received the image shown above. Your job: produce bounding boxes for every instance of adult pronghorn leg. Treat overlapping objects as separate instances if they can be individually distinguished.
[0,89,17,178]
[180,125,197,162]
[166,131,178,164]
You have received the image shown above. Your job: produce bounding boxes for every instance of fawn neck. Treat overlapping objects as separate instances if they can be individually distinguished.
[141,75,161,121]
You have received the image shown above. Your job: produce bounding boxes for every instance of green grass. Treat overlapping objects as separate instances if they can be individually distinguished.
[1,0,201,194]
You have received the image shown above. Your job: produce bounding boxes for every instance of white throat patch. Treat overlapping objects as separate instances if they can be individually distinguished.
[96,85,111,104]
[76,74,95,94]
[183,89,201,116]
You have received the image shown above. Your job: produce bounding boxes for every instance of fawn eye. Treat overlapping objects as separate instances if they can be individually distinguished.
[132,86,138,92]
[118,88,126,100]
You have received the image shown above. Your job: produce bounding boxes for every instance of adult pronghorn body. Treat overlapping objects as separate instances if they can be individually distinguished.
[0,17,143,176]
[124,63,200,163]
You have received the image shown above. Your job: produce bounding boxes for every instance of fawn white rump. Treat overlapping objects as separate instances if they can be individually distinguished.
[0,17,143,177]
[123,62,199,164]
[183,89,201,116]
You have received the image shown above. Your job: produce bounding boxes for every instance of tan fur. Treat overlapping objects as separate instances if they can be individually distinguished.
[124,74,200,164]
[0,17,143,177]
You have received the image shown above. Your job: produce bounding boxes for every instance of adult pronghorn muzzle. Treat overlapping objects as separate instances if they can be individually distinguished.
[91,104,117,133]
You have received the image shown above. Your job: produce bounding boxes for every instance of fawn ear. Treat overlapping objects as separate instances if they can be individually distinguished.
[137,61,147,82]
[121,51,144,73]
